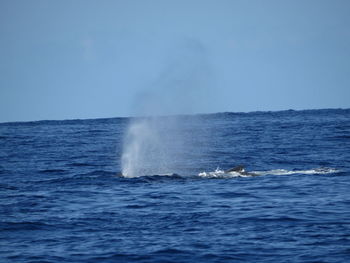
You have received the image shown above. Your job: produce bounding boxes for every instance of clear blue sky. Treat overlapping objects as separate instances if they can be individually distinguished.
[1,0,349,122]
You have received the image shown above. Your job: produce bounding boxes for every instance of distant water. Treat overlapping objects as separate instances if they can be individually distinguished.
[1,109,350,263]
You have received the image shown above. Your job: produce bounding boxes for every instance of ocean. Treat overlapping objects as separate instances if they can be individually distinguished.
[1,109,349,262]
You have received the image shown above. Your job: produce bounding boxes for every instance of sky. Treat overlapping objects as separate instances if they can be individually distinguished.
[1,0,350,122]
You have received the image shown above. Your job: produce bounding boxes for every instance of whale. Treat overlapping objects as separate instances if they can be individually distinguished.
[225,165,258,176]
[116,165,258,178]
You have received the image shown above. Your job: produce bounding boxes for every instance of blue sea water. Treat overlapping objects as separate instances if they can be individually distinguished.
[1,109,350,263]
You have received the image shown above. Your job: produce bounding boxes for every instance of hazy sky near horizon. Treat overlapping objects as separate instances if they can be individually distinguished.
[1,0,350,122]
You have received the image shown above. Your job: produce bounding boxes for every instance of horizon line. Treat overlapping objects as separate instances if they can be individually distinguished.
[1,107,349,125]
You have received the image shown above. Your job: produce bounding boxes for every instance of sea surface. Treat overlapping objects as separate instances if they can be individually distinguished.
[1,109,350,263]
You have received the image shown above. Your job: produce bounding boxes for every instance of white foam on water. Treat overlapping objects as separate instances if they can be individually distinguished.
[197,167,339,178]
[251,167,340,176]
[198,168,251,178]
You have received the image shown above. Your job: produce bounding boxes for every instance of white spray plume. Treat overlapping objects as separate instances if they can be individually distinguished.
[121,39,212,177]
[121,118,167,177]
